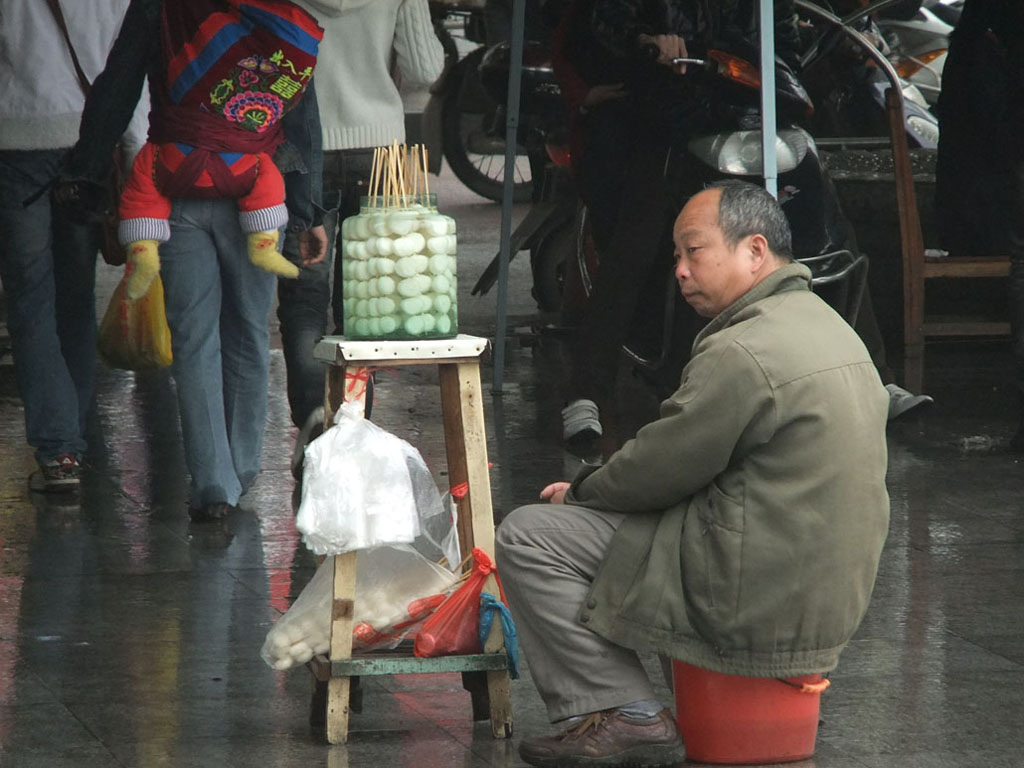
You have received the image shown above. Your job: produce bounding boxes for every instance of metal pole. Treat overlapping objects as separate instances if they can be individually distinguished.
[759,0,778,198]
[491,0,526,393]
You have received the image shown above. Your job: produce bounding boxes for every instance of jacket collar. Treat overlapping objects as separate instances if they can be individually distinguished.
[694,261,813,346]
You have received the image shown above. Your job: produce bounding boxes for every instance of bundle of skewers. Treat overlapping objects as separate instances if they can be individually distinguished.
[341,142,458,339]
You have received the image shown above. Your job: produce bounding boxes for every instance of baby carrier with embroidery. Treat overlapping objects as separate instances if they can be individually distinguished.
[118,0,324,299]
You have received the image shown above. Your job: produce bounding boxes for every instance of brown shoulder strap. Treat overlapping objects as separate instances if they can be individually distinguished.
[45,0,92,95]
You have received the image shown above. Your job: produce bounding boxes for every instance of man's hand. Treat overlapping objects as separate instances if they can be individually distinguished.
[540,481,571,505]
[582,83,628,111]
[52,177,110,225]
[637,33,689,72]
[297,225,328,266]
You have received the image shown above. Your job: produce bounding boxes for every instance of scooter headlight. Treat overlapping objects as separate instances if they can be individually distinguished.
[688,129,810,175]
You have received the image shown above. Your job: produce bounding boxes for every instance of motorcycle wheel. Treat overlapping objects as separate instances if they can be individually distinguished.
[441,47,533,203]
[529,217,576,312]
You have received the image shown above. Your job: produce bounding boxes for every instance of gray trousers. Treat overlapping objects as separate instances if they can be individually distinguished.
[495,503,658,722]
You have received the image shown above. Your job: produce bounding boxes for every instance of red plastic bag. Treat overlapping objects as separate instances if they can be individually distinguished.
[353,593,448,649]
[414,548,505,657]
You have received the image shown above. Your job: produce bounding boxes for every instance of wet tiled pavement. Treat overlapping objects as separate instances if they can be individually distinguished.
[2,169,1023,767]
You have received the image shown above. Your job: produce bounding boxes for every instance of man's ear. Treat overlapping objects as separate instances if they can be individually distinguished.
[748,233,770,272]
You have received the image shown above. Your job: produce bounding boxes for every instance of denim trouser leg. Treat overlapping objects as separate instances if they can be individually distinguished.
[161,199,275,507]
[0,150,97,464]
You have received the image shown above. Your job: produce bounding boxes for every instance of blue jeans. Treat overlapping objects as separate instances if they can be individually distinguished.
[0,150,99,465]
[160,199,276,507]
[277,149,374,427]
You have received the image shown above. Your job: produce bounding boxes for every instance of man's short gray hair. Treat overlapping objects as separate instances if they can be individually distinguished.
[709,180,794,261]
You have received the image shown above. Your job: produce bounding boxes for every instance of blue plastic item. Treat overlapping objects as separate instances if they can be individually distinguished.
[478,593,520,679]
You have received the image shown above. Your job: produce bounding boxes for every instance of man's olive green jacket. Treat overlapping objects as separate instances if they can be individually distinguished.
[565,263,890,677]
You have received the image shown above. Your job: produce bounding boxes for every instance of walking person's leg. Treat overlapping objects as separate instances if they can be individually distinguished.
[52,191,100,436]
[330,148,374,335]
[212,200,276,497]
[160,199,241,514]
[278,151,344,479]
[0,150,90,490]
[564,145,676,440]
[1007,155,1024,449]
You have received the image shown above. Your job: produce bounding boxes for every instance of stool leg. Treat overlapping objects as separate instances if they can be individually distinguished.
[326,552,358,744]
[463,671,490,721]
[310,676,327,729]
[486,669,514,738]
[326,677,352,744]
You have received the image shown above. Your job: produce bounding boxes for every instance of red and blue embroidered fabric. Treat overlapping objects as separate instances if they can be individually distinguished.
[119,0,323,242]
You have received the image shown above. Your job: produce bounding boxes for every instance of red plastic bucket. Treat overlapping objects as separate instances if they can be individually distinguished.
[673,661,828,765]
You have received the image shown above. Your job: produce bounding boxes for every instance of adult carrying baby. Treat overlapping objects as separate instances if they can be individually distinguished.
[119,0,323,298]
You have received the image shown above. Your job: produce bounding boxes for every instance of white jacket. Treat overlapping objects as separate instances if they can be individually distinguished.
[299,0,444,151]
[0,0,149,154]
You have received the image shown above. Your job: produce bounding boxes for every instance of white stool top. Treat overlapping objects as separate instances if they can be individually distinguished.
[313,334,489,365]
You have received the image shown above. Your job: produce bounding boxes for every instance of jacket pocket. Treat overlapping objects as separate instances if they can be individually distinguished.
[686,483,745,621]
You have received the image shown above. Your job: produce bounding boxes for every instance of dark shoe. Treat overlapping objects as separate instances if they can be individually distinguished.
[291,406,325,480]
[519,708,683,768]
[28,454,82,494]
[188,502,235,522]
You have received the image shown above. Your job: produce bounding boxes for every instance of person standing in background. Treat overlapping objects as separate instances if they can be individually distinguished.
[935,0,1024,448]
[56,0,326,521]
[282,0,445,477]
[0,0,148,493]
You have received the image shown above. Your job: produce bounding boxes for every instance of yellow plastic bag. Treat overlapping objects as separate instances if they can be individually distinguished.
[97,273,173,370]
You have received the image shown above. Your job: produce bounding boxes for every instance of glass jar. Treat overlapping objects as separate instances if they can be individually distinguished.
[340,193,458,340]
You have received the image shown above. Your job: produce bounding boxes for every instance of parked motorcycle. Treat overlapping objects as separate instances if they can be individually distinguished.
[875,0,955,107]
[567,43,867,393]
[468,38,575,311]
[423,0,549,202]
[800,0,940,148]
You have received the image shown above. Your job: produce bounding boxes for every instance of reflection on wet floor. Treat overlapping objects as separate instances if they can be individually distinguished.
[2,191,1024,766]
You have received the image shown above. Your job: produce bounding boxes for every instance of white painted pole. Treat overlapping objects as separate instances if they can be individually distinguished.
[492,0,526,393]
[760,0,778,198]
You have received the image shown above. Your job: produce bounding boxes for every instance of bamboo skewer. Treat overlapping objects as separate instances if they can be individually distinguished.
[422,146,430,199]
[365,143,434,209]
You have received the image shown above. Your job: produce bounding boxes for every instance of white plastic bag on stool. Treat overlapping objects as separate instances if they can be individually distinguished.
[297,401,432,555]
[414,491,461,572]
[260,544,458,670]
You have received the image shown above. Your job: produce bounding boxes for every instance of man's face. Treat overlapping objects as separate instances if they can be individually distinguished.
[672,189,759,318]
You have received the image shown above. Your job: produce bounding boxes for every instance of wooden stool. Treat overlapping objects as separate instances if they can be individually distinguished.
[305,334,513,745]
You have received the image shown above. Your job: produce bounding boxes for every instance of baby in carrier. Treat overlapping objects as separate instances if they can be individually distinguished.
[119,0,323,299]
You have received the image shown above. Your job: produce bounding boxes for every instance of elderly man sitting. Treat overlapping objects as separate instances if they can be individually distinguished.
[496,180,890,768]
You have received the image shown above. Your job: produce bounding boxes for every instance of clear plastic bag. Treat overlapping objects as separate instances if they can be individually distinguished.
[415,491,461,572]
[261,544,458,671]
[296,401,438,555]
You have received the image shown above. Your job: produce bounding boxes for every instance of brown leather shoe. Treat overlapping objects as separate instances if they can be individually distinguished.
[519,708,683,767]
